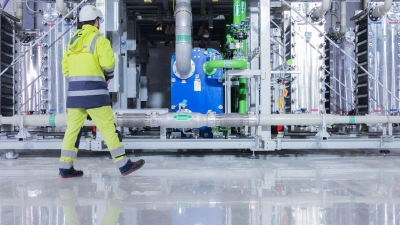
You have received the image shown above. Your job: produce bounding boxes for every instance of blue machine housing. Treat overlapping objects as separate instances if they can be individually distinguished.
[171,48,223,114]
[171,48,224,137]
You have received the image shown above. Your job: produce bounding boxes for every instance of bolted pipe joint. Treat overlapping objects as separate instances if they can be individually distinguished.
[309,0,331,22]
[370,0,393,21]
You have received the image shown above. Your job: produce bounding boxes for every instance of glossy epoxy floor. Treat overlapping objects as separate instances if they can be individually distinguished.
[1,149,400,225]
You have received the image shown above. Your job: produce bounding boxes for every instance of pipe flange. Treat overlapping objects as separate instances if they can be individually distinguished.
[369,7,381,21]
[173,60,195,80]
[149,112,159,127]
[308,7,325,22]
[207,111,217,127]
[248,112,258,127]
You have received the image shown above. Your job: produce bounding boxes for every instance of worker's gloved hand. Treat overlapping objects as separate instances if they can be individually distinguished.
[87,115,92,121]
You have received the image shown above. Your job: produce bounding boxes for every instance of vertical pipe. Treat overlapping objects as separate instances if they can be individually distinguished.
[239,0,247,114]
[233,0,241,25]
[240,0,247,55]
[56,0,72,18]
[339,1,346,36]
[175,0,193,77]
[13,0,23,33]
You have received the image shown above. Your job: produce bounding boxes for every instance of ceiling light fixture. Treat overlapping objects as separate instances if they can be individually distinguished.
[144,0,152,3]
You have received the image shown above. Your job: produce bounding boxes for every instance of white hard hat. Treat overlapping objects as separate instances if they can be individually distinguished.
[79,5,103,22]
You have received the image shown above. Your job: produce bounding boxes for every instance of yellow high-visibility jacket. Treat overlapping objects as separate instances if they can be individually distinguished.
[62,24,115,109]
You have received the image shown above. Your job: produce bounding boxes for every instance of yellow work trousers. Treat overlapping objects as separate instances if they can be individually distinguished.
[59,106,129,170]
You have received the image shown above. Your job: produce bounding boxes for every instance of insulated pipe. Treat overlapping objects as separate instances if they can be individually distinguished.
[339,1,346,37]
[0,114,95,127]
[3,113,400,128]
[331,1,347,40]
[56,0,72,19]
[371,0,393,19]
[203,59,248,75]
[116,114,149,127]
[331,9,337,28]
[258,114,400,126]
[175,0,193,78]
[13,0,23,33]
[311,0,331,20]
[364,0,369,9]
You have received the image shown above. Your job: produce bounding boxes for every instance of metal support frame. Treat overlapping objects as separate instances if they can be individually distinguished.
[0,137,399,151]
[6,0,400,153]
[256,0,274,151]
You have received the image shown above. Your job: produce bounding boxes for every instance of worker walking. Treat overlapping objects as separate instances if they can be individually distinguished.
[59,5,145,178]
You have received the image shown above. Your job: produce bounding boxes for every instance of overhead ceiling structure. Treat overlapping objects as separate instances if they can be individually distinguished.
[125,0,235,42]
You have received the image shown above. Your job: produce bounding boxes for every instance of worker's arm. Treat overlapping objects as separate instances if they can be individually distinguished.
[97,37,115,82]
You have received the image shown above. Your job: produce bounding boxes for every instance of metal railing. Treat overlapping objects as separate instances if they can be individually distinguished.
[7,0,86,114]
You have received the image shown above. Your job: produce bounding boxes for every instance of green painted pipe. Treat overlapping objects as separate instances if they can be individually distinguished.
[239,0,247,114]
[233,0,241,25]
[239,78,247,114]
[203,60,248,75]
[240,0,247,55]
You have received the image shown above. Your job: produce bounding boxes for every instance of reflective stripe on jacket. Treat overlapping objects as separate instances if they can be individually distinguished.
[62,24,115,109]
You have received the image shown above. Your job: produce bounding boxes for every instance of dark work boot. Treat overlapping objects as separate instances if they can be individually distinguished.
[59,167,84,178]
[120,159,145,176]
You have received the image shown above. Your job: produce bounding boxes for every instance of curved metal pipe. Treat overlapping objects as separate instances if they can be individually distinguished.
[56,0,72,18]
[311,0,331,20]
[175,0,193,78]
[371,0,393,19]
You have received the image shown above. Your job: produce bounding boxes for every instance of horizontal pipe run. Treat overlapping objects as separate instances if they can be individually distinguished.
[203,60,248,75]
[2,113,400,129]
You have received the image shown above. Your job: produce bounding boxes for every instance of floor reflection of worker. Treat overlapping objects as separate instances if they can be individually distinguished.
[59,179,143,225]
[59,185,82,225]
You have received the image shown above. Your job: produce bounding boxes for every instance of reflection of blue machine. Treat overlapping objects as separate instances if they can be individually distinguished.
[172,207,224,225]
[171,48,223,114]
[170,48,224,137]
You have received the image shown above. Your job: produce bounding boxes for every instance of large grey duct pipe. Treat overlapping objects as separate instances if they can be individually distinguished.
[371,0,393,18]
[175,0,193,78]
[311,0,331,20]
[56,0,72,19]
